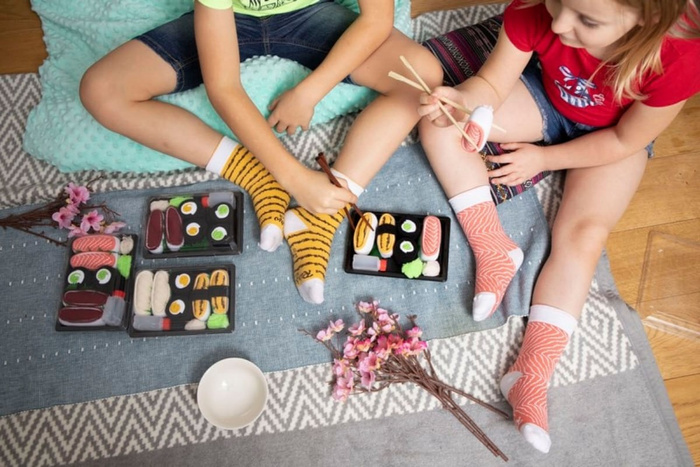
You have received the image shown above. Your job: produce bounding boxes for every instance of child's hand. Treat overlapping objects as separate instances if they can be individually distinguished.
[417,86,468,126]
[288,169,358,215]
[268,87,316,136]
[486,142,547,186]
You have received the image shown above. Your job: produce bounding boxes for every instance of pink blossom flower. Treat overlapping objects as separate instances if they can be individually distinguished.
[64,202,80,216]
[407,326,423,339]
[80,210,103,233]
[348,320,366,336]
[355,338,372,353]
[316,328,333,342]
[333,358,349,377]
[328,319,344,333]
[343,340,359,360]
[102,221,126,234]
[360,370,376,389]
[359,352,380,373]
[67,224,87,238]
[65,183,90,205]
[52,206,76,229]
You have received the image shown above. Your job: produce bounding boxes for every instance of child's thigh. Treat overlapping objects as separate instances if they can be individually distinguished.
[265,1,357,71]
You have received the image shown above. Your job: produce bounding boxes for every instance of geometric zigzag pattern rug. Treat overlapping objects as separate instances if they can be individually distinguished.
[0,267,637,465]
[2,4,687,466]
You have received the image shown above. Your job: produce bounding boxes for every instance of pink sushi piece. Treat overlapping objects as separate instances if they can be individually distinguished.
[461,105,493,152]
[70,252,118,270]
[72,234,119,253]
[420,215,442,262]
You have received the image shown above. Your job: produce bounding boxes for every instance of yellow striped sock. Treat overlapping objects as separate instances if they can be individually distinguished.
[284,207,346,304]
[221,145,290,251]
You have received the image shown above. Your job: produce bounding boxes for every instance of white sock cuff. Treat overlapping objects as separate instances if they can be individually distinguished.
[448,185,492,213]
[529,304,578,337]
[206,136,239,175]
[330,169,364,197]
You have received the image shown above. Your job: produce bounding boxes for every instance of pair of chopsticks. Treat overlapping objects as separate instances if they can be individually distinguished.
[315,153,373,232]
[388,55,506,148]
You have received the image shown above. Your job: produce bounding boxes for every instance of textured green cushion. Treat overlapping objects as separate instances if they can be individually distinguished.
[23,0,412,173]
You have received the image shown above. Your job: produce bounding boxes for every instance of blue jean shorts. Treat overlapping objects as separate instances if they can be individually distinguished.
[135,0,358,93]
[519,57,654,157]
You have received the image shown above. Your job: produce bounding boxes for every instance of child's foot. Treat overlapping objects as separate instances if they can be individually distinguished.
[499,305,577,453]
[283,207,346,304]
[207,137,290,252]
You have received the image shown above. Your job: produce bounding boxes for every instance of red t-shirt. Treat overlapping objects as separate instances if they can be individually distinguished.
[503,0,700,126]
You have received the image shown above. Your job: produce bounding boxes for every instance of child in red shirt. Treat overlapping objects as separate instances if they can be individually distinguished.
[418,0,700,453]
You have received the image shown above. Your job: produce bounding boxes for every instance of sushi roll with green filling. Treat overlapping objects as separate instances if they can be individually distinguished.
[394,239,419,264]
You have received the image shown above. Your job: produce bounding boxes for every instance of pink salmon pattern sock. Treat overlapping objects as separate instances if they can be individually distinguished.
[450,186,523,321]
[499,305,577,453]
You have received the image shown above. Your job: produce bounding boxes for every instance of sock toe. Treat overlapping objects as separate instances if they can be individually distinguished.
[520,423,551,453]
[472,292,497,321]
[259,225,283,252]
[299,279,324,305]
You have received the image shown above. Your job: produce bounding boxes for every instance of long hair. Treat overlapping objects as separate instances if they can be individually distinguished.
[521,0,700,102]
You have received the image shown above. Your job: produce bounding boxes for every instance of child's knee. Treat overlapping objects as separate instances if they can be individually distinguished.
[79,66,110,118]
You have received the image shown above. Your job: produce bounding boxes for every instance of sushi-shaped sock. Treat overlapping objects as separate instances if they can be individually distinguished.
[283,169,363,304]
[499,305,577,453]
[206,136,290,252]
[449,186,523,321]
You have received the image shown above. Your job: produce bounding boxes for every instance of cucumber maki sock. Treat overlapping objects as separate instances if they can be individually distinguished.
[207,136,290,252]
[449,186,523,321]
[284,169,364,304]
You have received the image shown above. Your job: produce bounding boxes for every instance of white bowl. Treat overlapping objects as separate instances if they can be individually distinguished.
[197,358,269,430]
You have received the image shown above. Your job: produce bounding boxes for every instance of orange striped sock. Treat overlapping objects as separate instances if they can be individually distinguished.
[207,137,290,252]
[450,186,523,321]
[283,207,347,304]
[499,304,577,453]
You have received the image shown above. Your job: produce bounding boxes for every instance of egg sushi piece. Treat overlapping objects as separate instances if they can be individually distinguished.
[376,213,396,259]
[151,270,171,317]
[192,273,211,321]
[179,200,198,216]
[168,299,187,316]
[132,270,154,315]
[353,212,378,255]
[209,269,230,315]
[174,273,191,289]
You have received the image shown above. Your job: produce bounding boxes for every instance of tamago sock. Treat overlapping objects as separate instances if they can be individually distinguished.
[206,136,290,252]
[449,186,523,321]
[499,304,577,453]
[284,169,364,304]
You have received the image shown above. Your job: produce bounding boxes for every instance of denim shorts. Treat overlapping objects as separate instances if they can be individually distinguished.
[135,0,358,93]
[519,57,654,157]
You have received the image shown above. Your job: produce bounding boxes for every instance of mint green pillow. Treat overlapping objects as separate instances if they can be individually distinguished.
[23,0,412,173]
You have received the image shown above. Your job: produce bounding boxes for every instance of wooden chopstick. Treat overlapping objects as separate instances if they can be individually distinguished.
[398,56,481,150]
[388,69,506,134]
[315,153,373,231]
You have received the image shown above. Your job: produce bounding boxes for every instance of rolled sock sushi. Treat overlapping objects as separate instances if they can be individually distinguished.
[376,213,396,259]
[209,269,230,314]
[165,206,184,251]
[398,217,419,239]
[70,252,132,278]
[192,273,211,321]
[394,239,418,265]
[146,209,164,254]
[72,234,120,253]
[420,215,442,261]
[462,105,493,152]
[58,307,105,327]
[133,315,171,331]
[353,212,378,255]
[151,270,171,317]
[133,270,154,315]
[63,290,109,307]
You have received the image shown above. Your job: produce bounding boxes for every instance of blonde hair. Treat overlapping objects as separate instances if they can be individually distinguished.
[521,0,700,102]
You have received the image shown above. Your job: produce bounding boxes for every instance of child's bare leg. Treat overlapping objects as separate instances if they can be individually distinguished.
[80,41,290,251]
[284,32,442,303]
[501,149,648,453]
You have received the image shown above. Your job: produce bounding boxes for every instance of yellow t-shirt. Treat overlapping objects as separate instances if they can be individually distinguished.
[197,0,320,17]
